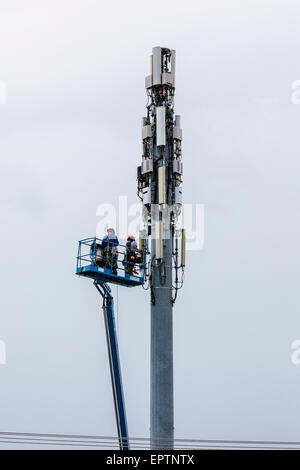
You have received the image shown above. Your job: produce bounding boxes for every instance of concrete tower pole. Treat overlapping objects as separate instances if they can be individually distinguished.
[137,46,183,450]
[150,234,174,449]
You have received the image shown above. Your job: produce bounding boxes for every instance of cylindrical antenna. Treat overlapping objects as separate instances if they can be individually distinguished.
[181,228,186,267]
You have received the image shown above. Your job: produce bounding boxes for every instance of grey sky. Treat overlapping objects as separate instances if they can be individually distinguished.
[0,0,299,448]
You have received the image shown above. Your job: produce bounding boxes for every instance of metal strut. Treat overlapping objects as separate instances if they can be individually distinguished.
[94,281,130,450]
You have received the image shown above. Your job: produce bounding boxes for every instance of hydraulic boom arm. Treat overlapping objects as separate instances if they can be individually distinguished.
[94,281,130,450]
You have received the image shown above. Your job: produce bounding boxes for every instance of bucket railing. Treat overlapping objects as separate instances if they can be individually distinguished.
[77,237,146,279]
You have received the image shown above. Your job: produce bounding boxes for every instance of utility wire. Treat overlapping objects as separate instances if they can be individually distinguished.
[0,438,298,450]
[0,432,299,450]
[1,431,300,445]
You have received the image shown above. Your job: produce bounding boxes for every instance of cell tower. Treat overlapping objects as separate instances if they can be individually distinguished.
[137,46,185,449]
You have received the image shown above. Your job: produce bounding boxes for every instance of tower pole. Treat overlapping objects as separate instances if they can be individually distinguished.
[150,235,174,449]
[137,47,183,450]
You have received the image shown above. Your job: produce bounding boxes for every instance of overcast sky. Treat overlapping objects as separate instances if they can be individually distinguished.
[0,0,300,449]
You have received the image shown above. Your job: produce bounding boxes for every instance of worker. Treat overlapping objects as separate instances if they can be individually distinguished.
[101,228,119,274]
[124,235,139,275]
[101,227,119,250]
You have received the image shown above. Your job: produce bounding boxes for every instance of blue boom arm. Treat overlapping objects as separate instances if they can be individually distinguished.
[94,281,130,450]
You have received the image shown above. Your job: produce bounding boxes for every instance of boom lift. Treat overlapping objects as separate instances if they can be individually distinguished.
[76,237,146,450]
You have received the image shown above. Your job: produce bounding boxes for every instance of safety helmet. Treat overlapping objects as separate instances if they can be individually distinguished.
[127,235,135,241]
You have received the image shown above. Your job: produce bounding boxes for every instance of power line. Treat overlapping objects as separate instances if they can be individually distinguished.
[0,439,119,449]
[1,431,300,445]
[0,438,298,450]
[0,432,299,450]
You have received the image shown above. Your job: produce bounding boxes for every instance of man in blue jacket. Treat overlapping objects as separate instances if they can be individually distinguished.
[101,228,119,274]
